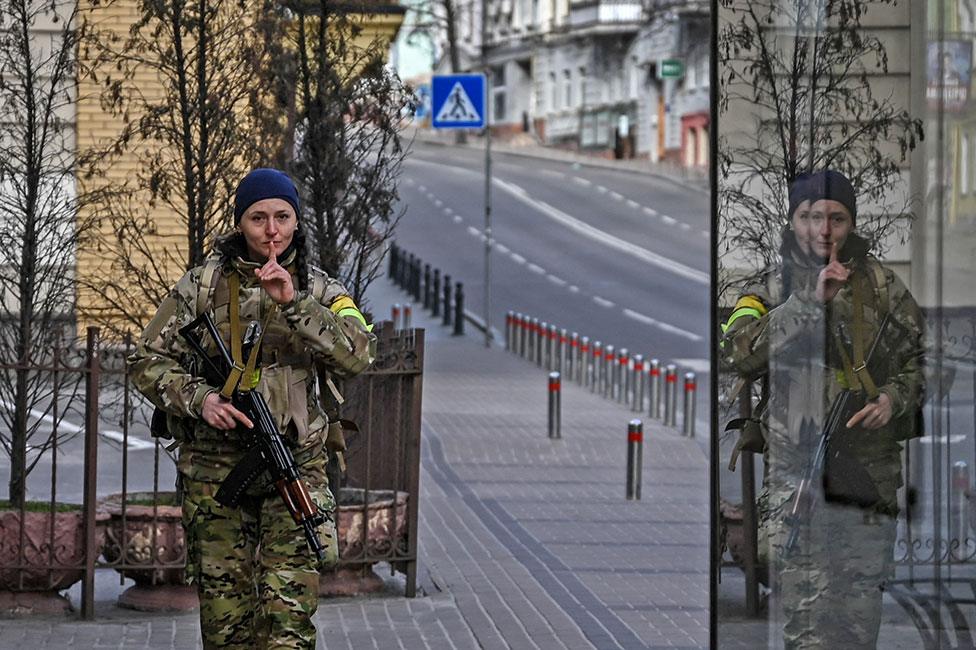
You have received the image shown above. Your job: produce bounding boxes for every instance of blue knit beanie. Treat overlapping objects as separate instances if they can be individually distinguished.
[787,172,813,218]
[805,170,857,224]
[234,168,301,223]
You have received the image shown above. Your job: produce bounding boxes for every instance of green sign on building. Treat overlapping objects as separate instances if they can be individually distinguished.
[658,59,684,79]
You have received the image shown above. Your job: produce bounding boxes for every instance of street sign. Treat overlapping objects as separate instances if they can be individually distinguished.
[658,59,684,80]
[431,73,486,129]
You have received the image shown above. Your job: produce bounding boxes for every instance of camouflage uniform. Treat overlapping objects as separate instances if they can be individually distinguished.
[724,234,925,649]
[129,242,375,649]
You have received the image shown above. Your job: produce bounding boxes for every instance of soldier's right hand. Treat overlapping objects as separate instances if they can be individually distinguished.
[815,241,850,303]
[202,392,254,430]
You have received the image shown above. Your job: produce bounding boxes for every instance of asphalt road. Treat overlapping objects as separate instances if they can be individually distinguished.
[392,140,711,401]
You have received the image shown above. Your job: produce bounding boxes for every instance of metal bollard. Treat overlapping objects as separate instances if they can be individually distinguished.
[558,329,568,374]
[443,276,452,326]
[538,321,547,367]
[405,254,414,289]
[649,359,661,419]
[530,318,540,362]
[632,355,645,413]
[683,373,697,437]
[548,324,558,371]
[518,314,528,358]
[453,283,464,336]
[392,303,401,330]
[423,265,431,309]
[579,336,589,385]
[548,372,562,440]
[664,364,678,427]
[603,344,615,398]
[617,348,629,404]
[505,312,515,352]
[413,260,422,300]
[403,303,412,331]
[389,243,398,279]
[432,270,441,316]
[953,461,970,552]
[590,341,602,392]
[569,332,579,379]
[626,420,643,500]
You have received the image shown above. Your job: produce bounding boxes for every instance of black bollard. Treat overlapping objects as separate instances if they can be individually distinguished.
[548,372,561,439]
[389,244,398,280]
[443,275,452,326]
[453,282,464,336]
[423,265,431,309]
[432,270,441,316]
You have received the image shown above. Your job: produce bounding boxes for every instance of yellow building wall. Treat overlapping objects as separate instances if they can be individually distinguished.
[75,3,404,338]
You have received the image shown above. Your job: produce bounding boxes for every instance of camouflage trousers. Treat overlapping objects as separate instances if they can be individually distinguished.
[767,498,896,650]
[181,475,338,650]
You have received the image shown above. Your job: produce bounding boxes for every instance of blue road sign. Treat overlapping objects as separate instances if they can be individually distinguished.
[431,74,486,129]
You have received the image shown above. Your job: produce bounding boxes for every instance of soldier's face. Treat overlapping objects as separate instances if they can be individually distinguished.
[239,198,298,260]
[809,199,853,259]
[790,200,812,254]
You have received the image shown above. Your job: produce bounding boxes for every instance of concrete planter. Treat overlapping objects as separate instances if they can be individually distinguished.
[99,491,197,612]
[0,506,107,616]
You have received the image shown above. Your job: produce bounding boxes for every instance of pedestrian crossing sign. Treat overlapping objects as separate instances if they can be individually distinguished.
[431,74,486,129]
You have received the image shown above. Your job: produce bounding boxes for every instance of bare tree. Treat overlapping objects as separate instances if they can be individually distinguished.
[0,0,114,507]
[261,1,414,306]
[718,0,923,294]
[80,0,275,335]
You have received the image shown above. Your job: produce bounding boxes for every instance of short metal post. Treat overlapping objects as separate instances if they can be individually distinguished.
[389,243,398,280]
[548,324,558,370]
[519,314,528,358]
[413,260,422,300]
[403,303,413,331]
[590,341,602,392]
[632,355,645,413]
[649,358,661,419]
[392,303,401,330]
[443,275,452,326]
[579,336,590,385]
[432,270,441,316]
[664,364,678,427]
[617,348,629,404]
[548,372,561,440]
[569,332,579,379]
[538,321,547,367]
[683,372,697,437]
[405,253,414,289]
[953,461,970,556]
[558,329,568,373]
[626,420,643,500]
[603,344,615,398]
[423,264,432,309]
[506,312,515,351]
[530,318,540,362]
[453,283,464,335]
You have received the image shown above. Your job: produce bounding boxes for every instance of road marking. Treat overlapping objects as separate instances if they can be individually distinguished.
[643,207,658,217]
[672,358,711,373]
[510,253,526,264]
[596,185,608,193]
[406,178,415,185]
[418,184,426,191]
[593,296,615,308]
[0,399,155,451]
[622,308,702,342]
[493,178,708,285]
[453,215,463,223]
[568,285,580,293]
[495,243,510,254]
[573,177,592,186]
[547,274,567,286]
[701,230,710,238]
[467,226,481,237]
[527,263,546,275]
[443,207,453,215]
[662,215,677,226]
[541,169,563,178]
[626,200,640,209]
[609,191,624,201]
[434,199,443,208]
[681,223,691,231]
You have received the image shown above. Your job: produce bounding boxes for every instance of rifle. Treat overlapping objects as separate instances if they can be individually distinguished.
[781,312,891,558]
[179,312,330,561]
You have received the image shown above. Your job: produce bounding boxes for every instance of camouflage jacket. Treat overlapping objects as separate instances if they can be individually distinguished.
[128,246,376,483]
[723,247,925,502]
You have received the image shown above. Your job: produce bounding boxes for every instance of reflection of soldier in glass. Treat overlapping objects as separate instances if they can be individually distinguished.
[725,171,925,648]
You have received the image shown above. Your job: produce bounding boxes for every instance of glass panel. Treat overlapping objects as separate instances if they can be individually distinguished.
[715,0,976,646]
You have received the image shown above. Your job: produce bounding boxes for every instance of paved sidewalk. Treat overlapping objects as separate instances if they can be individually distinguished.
[0,275,709,649]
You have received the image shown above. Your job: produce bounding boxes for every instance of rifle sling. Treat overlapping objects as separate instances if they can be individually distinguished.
[832,270,880,401]
[222,272,277,398]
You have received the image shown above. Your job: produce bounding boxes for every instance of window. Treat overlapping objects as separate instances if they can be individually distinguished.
[578,67,587,108]
[549,72,558,111]
[564,69,572,108]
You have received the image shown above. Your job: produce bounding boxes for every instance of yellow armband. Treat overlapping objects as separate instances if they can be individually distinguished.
[330,295,373,331]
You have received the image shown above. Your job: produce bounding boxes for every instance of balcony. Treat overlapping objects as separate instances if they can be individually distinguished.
[568,0,642,29]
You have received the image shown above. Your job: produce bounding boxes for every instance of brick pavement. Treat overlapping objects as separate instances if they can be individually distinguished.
[0,276,709,649]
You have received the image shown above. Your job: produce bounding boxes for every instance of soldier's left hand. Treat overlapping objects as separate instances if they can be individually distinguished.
[255,242,296,305]
[846,392,892,430]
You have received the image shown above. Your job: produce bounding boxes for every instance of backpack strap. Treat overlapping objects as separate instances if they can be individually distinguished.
[196,258,223,316]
